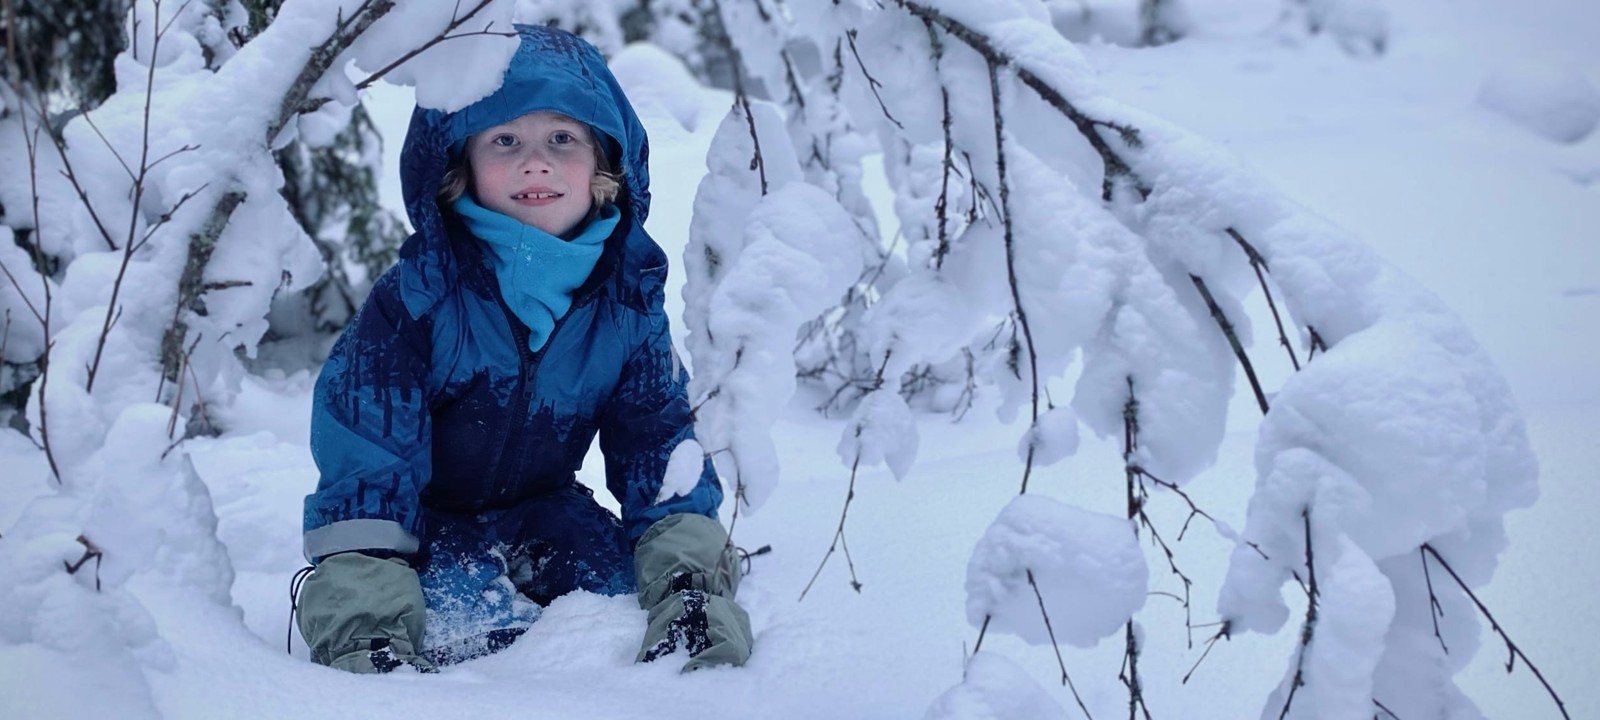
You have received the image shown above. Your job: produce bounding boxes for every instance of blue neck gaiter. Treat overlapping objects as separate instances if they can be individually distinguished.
[454,195,619,353]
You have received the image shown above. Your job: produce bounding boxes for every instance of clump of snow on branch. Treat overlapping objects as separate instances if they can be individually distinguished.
[1018,404,1078,467]
[347,0,520,112]
[925,652,1070,720]
[656,438,707,504]
[610,43,703,133]
[838,389,918,481]
[684,106,864,512]
[1477,60,1600,144]
[966,495,1147,648]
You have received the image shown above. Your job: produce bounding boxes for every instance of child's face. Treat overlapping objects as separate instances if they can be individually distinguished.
[465,111,598,237]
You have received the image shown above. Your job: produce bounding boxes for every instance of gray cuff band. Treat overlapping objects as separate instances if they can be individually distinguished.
[304,518,421,563]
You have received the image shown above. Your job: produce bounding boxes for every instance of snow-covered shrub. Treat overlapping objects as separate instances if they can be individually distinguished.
[683,0,1547,717]
[0,0,519,707]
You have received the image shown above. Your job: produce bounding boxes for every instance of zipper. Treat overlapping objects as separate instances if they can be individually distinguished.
[488,281,607,503]
[472,211,626,505]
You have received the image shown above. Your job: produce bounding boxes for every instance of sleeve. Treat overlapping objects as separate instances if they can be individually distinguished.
[599,304,723,546]
[302,273,435,564]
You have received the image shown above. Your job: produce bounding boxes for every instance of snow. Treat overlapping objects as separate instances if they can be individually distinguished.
[656,439,707,504]
[3,0,1599,718]
[610,43,704,133]
[346,0,521,113]
[965,495,1147,648]
[925,652,1069,720]
[1477,60,1600,144]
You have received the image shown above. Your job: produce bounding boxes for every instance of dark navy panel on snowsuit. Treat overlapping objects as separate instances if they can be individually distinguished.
[301,25,721,579]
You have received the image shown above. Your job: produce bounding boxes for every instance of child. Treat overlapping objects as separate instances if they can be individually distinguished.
[295,25,751,673]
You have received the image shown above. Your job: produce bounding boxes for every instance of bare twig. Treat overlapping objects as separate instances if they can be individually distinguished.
[1277,508,1319,720]
[1120,381,1153,719]
[900,0,1139,201]
[1419,546,1449,655]
[1132,477,1196,647]
[922,17,957,270]
[987,61,1043,496]
[88,0,177,393]
[4,5,62,481]
[350,24,514,94]
[800,451,865,600]
[1190,274,1269,414]
[708,0,768,196]
[1132,465,1269,561]
[1182,621,1231,684]
[972,614,992,657]
[1307,326,1328,359]
[845,29,904,130]
[63,535,103,591]
[1421,544,1570,719]
[1029,570,1095,719]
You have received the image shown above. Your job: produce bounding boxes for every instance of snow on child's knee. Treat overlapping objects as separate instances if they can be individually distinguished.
[1477,61,1600,144]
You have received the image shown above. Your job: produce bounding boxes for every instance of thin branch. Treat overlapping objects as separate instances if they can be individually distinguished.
[845,29,904,130]
[77,111,137,182]
[1028,570,1095,719]
[1120,380,1152,720]
[63,535,104,592]
[800,453,865,601]
[0,258,44,326]
[1226,229,1301,371]
[1278,508,1319,720]
[1190,274,1269,414]
[1307,326,1328,360]
[135,182,209,252]
[1421,544,1570,719]
[708,0,768,196]
[1132,476,1196,647]
[144,142,200,175]
[5,14,63,482]
[900,0,1139,201]
[1182,621,1231,684]
[1419,546,1449,655]
[351,26,514,94]
[923,17,956,270]
[1133,466,1269,560]
[46,134,122,251]
[988,60,1043,497]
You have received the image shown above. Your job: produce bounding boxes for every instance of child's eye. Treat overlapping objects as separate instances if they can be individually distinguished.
[550,131,575,145]
[491,134,518,147]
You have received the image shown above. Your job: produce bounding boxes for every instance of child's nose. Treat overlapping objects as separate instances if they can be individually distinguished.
[520,148,556,173]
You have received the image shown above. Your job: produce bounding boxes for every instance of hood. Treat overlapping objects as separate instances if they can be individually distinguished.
[399,25,653,241]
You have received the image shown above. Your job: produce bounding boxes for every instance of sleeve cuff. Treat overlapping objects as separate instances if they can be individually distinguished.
[304,518,421,564]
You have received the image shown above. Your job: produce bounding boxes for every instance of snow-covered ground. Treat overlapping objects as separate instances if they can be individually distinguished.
[4,0,1597,717]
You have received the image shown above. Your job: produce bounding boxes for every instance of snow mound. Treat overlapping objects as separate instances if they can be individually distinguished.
[925,652,1069,720]
[965,495,1147,648]
[611,42,702,132]
[1477,61,1600,144]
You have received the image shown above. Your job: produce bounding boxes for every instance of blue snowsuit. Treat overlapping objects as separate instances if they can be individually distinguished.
[302,26,722,659]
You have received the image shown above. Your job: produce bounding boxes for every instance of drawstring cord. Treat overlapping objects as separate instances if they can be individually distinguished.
[288,565,315,654]
[736,544,771,576]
